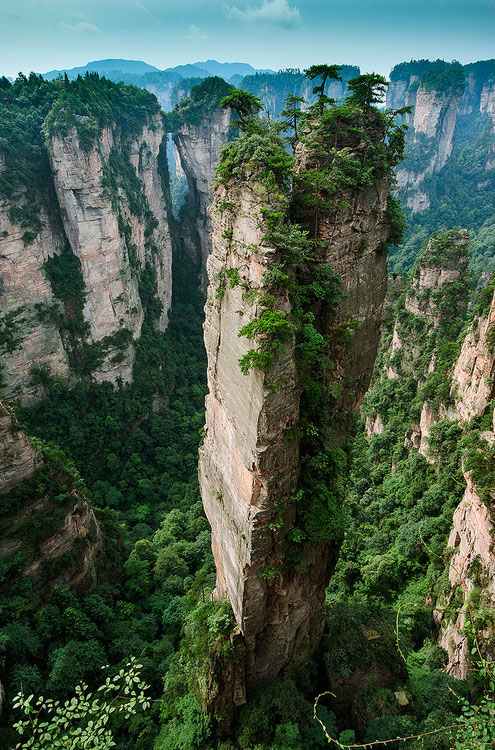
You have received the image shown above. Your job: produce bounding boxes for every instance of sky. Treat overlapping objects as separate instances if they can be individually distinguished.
[1,0,494,79]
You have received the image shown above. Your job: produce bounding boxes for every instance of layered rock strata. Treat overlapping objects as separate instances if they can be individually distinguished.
[362,228,495,678]
[199,139,394,712]
[0,206,71,402]
[48,118,172,381]
[438,468,495,679]
[388,61,495,215]
[0,402,42,493]
[174,107,231,271]
[1,115,172,399]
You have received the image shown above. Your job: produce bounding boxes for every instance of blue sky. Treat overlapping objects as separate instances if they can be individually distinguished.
[1,0,494,78]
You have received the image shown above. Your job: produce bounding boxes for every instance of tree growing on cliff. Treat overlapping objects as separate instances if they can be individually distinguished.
[303,64,342,114]
[220,89,263,129]
[280,93,306,150]
[346,73,388,107]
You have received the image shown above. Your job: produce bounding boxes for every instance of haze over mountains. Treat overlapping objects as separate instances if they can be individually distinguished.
[42,58,274,83]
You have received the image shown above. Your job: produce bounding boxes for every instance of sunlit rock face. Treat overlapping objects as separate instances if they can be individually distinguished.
[199,132,393,712]
[1,116,172,400]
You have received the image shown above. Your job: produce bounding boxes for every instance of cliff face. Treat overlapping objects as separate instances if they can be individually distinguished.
[451,287,495,421]
[200,182,301,701]
[0,402,42,493]
[434,284,495,676]
[362,229,495,679]
[388,62,495,217]
[437,468,495,679]
[0,205,71,402]
[1,102,172,401]
[386,230,469,383]
[239,66,360,119]
[199,112,397,713]
[174,108,231,270]
[0,401,101,595]
[48,117,172,379]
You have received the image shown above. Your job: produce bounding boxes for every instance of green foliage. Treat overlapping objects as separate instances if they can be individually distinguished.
[238,309,293,373]
[389,111,495,280]
[220,88,263,128]
[389,59,456,82]
[12,657,151,749]
[0,307,27,355]
[279,93,306,147]
[303,64,342,113]
[1,251,208,747]
[346,73,388,106]
[0,72,160,243]
[43,246,87,328]
[42,73,160,147]
[216,119,292,192]
[385,195,407,247]
[171,77,232,127]
[421,67,466,97]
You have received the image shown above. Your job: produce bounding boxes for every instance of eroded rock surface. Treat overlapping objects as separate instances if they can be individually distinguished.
[1,116,172,399]
[199,129,394,711]
[0,400,102,595]
[0,402,41,493]
[174,108,231,271]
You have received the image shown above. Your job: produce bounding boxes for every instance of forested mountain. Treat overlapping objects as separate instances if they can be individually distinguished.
[1,60,495,750]
[386,59,495,280]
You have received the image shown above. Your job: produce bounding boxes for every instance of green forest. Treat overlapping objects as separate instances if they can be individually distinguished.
[1,60,495,750]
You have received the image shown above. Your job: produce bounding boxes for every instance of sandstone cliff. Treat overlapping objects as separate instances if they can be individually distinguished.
[0,402,42,493]
[0,205,71,402]
[0,401,101,596]
[434,281,495,676]
[48,118,172,381]
[172,78,233,276]
[239,66,360,119]
[199,107,400,715]
[388,61,495,216]
[0,80,173,401]
[174,108,231,269]
[362,228,495,679]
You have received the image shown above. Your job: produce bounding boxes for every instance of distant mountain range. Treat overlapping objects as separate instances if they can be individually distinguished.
[43,58,160,80]
[42,58,274,82]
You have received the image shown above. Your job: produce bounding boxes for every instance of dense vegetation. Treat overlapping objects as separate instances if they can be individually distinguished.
[387,61,495,284]
[239,65,360,118]
[0,72,160,237]
[167,76,232,128]
[325,231,495,746]
[2,63,495,749]
[0,247,211,749]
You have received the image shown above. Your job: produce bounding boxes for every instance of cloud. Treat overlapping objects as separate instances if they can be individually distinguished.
[58,20,101,34]
[224,0,301,27]
[185,23,208,40]
[134,2,151,15]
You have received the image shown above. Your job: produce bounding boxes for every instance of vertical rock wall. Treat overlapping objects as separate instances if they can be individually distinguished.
[49,117,173,383]
[174,108,231,271]
[0,205,71,402]
[0,401,42,493]
[387,61,495,215]
[199,136,394,709]
[1,114,173,399]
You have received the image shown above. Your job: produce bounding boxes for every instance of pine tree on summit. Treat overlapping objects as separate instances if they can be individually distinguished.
[220,88,263,129]
[303,64,342,113]
[347,73,389,106]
